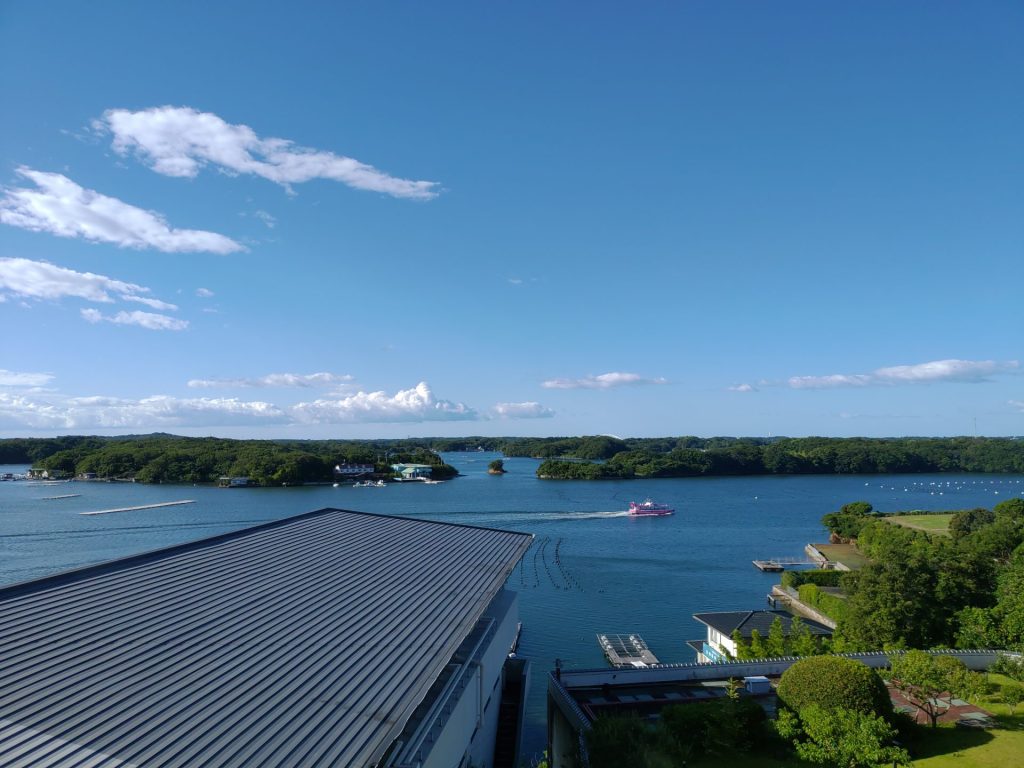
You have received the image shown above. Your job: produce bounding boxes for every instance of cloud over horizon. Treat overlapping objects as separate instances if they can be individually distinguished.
[0,369,55,388]
[96,106,440,199]
[0,380,485,430]
[290,382,477,424]
[0,392,289,430]
[542,372,668,390]
[789,359,1019,389]
[0,167,244,253]
[188,372,353,389]
[491,401,556,419]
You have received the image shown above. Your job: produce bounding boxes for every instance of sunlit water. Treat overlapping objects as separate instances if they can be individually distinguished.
[3,453,1022,755]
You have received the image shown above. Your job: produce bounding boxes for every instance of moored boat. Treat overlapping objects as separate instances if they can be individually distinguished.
[628,499,674,516]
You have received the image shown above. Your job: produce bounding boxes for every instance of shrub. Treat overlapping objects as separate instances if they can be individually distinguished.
[777,656,892,718]
[797,583,849,623]
[781,569,843,589]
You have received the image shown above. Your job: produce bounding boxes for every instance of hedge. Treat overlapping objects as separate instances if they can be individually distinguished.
[781,569,844,589]
[797,583,848,623]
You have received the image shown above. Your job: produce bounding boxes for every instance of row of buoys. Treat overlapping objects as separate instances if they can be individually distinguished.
[553,537,582,592]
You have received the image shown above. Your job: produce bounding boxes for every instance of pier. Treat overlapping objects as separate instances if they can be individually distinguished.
[752,557,818,572]
[80,500,196,516]
[597,633,660,668]
[41,494,81,500]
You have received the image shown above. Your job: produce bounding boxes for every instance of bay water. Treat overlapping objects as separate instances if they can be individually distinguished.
[3,452,1022,756]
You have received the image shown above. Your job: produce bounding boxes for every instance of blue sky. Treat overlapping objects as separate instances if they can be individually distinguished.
[1,1,1021,438]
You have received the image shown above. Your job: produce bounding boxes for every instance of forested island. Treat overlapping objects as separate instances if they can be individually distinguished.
[0,434,1021,486]
[0,434,458,486]
[531,436,1024,479]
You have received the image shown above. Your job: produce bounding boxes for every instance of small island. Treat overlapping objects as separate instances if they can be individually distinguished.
[487,459,506,475]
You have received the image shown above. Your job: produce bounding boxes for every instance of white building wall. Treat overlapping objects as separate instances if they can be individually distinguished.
[420,590,520,768]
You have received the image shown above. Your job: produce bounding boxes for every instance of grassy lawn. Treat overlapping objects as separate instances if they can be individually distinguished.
[884,514,954,535]
[692,675,1024,768]
[904,673,1024,767]
[812,542,870,570]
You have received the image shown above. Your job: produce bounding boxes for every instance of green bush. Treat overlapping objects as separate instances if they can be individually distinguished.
[782,570,844,589]
[777,656,892,718]
[798,583,849,623]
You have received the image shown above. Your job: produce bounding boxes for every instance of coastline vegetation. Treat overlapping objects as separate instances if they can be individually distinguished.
[0,434,457,486]
[817,499,1024,652]
[533,436,1024,479]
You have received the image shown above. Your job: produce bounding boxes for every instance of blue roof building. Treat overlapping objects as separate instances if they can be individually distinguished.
[0,507,532,767]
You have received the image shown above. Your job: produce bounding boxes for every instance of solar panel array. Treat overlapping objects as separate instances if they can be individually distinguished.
[0,508,532,767]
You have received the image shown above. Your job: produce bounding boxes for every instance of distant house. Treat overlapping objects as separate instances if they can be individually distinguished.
[333,463,374,479]
[391,463,434,479]
[26,469,70,480]
[217,476,255,488]
[688,610,832,663]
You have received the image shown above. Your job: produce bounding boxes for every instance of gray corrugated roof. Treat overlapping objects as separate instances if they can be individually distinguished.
[692,610,832,638]
[0,507,532,768]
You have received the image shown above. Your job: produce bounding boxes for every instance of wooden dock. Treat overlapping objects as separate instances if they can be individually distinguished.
[597,633,660,668]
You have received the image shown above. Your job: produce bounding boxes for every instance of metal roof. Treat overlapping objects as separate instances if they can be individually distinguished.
[692,610,832,638]
[0,507,532,767]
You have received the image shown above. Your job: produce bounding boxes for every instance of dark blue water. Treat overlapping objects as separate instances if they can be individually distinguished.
[3,454,1022,756]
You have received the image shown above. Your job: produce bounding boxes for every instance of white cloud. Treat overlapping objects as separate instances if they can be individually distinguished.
[290,381,477,423]
[491,401,555,419]
[541,372,668,390]
[97,106,440,200]
[253,210,276,228]
[728,383,757,393]
[124,295,178,311]
[1011,400,1024,413]
[0,257,182,323]
[195,287,215,298]
[188,372,353,389]
[81,308,188,331]
[0,167,244,253]
[0,369,54,387]
[789,359,1019,390]
[0,392,288,429]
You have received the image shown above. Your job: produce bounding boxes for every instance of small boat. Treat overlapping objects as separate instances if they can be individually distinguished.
[628,499,674,517]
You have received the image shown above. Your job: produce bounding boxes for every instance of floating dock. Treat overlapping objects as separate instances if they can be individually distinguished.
[80,500,196,516]
[597,633,660,668]
[41,494,81,500]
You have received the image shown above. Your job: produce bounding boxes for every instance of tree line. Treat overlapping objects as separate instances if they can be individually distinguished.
[536,436,1024,479]
[1,434,457,486]
[821,498,1024,652]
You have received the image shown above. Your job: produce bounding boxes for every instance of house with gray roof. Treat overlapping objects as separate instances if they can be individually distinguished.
[689,609,833,663]
[0,507,532,768]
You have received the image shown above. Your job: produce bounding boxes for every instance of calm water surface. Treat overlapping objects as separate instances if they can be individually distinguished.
[3,454,1022,755]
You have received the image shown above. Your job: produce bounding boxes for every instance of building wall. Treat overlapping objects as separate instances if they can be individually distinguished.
[414,590,520,768]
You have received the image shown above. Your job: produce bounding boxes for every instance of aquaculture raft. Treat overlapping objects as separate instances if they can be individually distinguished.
[597,633,660,668]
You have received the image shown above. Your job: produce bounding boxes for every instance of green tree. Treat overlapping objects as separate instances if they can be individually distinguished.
[731,629,752,660]
[767,616,787,657]
[791,705,910,768]
[1002,684,1024,715]
[749,629,767,658]
[488,459,505,473]
[788,617,822,657]
[777,656,892,718]
[888,651,977,728]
